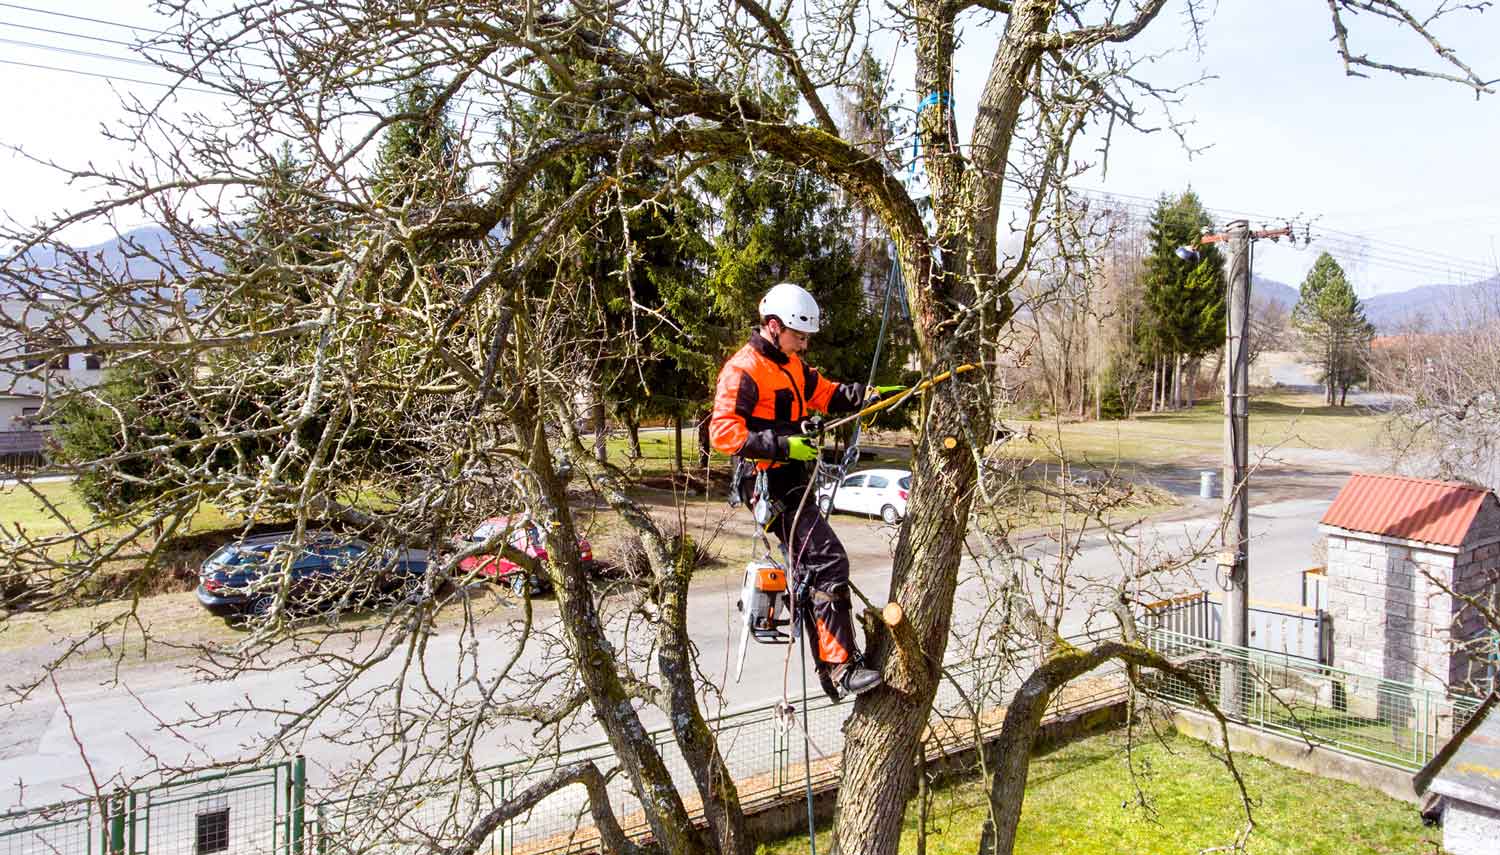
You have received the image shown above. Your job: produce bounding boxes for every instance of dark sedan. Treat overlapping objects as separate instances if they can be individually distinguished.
[195,532,430,620]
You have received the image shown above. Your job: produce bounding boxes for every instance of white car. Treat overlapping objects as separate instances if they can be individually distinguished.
[816,468,911,524]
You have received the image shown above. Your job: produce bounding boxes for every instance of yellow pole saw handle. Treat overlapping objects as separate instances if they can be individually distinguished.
[823,363,980,432]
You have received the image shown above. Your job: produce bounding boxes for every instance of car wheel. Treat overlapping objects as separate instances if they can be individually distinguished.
[818,496,834,515]
[252,595,275,619]
[881,504,901,525]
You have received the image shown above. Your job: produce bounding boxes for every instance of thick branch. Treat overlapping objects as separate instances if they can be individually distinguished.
[446,762,639,855]
[734,0,840,134]
[1034,0,1170,51]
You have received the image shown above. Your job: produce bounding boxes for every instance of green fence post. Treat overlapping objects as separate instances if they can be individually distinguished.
[316,804,327,855]
[126,792,137,855]
[292,755,306,855]
[109,792,126,855]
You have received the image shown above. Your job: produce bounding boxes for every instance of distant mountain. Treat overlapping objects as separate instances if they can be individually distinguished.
[1250,273,1500,332]
[1252,276,1298,307]
[15,225,222,282]
[1361,276,1500,332]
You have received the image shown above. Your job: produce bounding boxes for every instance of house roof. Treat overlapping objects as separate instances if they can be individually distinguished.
[1415,693,1500,807]
[1320,473,1493,548]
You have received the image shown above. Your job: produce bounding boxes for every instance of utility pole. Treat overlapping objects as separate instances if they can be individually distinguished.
[1221,220,1252,715]
[1191,220,1292,716]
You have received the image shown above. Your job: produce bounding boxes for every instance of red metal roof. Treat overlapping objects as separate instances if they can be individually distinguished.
[1321,473,1493,547]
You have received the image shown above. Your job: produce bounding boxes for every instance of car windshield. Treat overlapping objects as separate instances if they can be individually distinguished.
[207,544,270,567]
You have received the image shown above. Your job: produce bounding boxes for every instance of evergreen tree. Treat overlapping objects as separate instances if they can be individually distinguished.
[372,79,464,209]
[1137,190,1227,409]
[706,157,909,394]
[1293,253,1374,405]
[509,55,719,467]
[229,144,340,323]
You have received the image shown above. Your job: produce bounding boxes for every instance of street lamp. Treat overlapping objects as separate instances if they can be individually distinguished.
[1174,245,1201,263]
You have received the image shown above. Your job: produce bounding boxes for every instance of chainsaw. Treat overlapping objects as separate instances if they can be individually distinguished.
[734,560,792,681]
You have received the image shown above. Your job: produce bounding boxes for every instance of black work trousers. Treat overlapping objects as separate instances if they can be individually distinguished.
[741,461,858,667]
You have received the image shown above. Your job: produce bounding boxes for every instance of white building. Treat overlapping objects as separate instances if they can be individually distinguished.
[0,295,121,441]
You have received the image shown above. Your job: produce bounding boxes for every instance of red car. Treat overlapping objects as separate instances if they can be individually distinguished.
[457,516,593,595]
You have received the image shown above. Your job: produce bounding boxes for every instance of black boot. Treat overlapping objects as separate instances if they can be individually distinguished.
[833,659,883,696]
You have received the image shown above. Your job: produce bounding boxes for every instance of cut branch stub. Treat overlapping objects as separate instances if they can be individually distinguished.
[864,602,926,695]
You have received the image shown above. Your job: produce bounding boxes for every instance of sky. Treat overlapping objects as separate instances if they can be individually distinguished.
[1,1,1498,297]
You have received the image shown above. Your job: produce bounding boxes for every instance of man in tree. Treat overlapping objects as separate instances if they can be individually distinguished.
[710,282,886,700]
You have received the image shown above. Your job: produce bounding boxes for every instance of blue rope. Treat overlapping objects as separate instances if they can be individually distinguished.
[910,92,954,171]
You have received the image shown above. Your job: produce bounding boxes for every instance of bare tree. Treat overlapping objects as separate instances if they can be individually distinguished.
[1375,282,1500,488]
[0,2,1491,855]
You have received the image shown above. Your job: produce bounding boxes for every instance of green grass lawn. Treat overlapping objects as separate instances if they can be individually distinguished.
[1,479,239,540]
[757,730,1434,855]
[1007,391,1390,467]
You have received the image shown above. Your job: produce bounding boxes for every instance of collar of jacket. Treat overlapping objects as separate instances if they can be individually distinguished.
[748,330,790,366]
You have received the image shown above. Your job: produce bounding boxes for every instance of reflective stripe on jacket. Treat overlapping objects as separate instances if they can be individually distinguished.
[710,333,863,468]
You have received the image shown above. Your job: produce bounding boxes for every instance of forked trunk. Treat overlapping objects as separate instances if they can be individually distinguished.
[831,401,980,854]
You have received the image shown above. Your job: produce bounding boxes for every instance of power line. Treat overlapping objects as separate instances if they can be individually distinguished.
[0,36,168,72]
[0,57,218,95]
[0,2,159,35]
[3,10,1495,286]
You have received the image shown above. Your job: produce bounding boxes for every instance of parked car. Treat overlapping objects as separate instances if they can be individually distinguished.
[456,516,594,596]
[195,532,429,620]
[816,468,911,524]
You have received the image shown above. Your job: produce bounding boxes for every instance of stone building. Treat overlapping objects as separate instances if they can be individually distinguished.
[1319,473,1500,695]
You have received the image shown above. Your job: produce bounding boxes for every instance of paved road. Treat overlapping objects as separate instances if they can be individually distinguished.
[0,475,1337,809]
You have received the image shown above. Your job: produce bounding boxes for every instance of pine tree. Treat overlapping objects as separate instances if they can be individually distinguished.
[1137,190,1226,409]
[1293,253,1374,405]
[705,154,909,395]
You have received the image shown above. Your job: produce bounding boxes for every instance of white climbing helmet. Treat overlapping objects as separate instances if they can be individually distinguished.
[758,282,821,333]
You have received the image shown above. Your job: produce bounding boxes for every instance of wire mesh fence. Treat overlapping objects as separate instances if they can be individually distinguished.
[312,635,1131,855]
[1141,628,1485,770]
[0,797,105,855]
[1,760,296,855]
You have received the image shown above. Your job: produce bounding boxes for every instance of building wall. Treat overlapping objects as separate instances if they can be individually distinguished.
[1451,534,1500,693]
[1,297,118,429]
[1324,532,1456,693]
[1445,799,1500,855]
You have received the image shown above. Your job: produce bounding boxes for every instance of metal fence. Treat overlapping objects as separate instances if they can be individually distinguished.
[0,760,301,855]
[311,641,1129,855]
[1142,591,1330,664]
[1142,628,1485,770]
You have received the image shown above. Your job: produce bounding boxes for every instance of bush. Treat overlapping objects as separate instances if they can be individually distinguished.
[603,515,715,580]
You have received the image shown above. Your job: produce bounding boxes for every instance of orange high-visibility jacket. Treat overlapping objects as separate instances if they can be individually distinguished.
[710,334,864,468]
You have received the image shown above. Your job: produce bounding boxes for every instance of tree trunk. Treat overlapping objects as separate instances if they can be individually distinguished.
[673,413,684,474]
[529,416,713,855]
[697,411,711,469]
[579,439,754,855]
[625,411,643,459]
[1150,353,1159,412]
[832,398,977,855]
[1171,352,1182,409]
[591,399,608,463]
[1325,337,1336,404]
